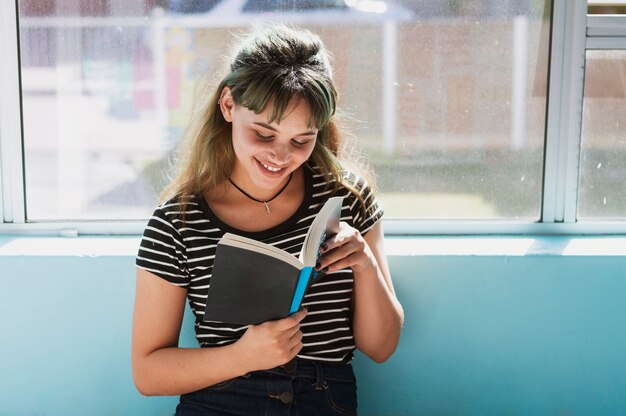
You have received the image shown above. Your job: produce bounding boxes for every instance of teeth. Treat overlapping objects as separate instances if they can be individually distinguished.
[261,162,282,172]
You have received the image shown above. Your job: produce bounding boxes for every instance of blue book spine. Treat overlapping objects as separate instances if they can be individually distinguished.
[289,266,314,314]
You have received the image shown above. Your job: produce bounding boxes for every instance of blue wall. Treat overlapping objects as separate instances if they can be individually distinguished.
[2,237,626,415]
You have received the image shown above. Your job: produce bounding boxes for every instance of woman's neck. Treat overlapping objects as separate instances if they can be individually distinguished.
[205,167,306,232]
[230,174,292,203]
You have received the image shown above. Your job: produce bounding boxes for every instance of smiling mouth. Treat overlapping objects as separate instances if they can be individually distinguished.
[258,160,284,173]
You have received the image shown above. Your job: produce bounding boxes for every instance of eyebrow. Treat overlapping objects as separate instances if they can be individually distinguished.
[252,122,317,136]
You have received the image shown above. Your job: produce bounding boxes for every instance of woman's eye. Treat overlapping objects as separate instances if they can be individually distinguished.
[255,131,273,141]
[291,140,309,148]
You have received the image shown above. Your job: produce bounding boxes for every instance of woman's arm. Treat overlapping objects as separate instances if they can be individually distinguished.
[317,221,404,363]
[132,269,306,396]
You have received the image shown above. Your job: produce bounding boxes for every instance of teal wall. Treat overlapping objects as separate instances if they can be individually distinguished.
[1,237,626,415]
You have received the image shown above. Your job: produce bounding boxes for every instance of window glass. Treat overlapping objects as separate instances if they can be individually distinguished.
[588,1,626,14]
[18,0,550,221]
[579,50,626,220]
[373,0,550,219]
[19,0,167,219]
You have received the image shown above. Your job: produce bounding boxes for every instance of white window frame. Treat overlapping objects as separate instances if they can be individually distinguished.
[0,0,24,226]
[1,0,626,236]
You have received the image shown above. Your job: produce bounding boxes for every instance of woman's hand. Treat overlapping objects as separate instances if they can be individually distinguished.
[316,222,377,274]
[235,309,307,372]
[316,221,404,363]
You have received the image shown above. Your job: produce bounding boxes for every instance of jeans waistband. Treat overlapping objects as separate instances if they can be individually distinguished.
[258,358,355,386]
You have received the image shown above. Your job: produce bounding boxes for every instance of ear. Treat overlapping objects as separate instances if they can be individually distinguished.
[219,87,235,122]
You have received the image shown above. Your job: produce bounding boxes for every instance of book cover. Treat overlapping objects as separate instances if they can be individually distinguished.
[203,196,343,325]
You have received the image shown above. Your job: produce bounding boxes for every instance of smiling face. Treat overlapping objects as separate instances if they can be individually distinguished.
[220,88,318,199]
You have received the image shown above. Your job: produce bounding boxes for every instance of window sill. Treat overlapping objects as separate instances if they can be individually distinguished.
[2,235,626,257]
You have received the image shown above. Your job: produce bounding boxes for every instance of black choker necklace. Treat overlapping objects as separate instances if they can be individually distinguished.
[228,173,293,214]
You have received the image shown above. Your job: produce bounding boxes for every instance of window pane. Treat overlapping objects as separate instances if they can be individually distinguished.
[18,0,550,221]
[373,1,550,219]
[19,1,169,220]
[588,1,626,14]
[579,50,626,220]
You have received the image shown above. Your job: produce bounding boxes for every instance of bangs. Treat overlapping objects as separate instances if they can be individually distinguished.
[233,67,336,130]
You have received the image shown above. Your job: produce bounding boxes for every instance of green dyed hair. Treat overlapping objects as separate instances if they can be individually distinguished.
[162,24,367,217]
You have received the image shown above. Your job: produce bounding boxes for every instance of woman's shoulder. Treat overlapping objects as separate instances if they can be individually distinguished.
[155,194,203,214]
[340,169,371,191]
[147,194,206,233]
[306,163,370,191]
[307,163,382,233]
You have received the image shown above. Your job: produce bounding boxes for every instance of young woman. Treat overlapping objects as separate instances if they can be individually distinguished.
[132,24,404,415]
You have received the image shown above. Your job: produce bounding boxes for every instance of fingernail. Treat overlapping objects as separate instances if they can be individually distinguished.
[322,267,329,273]
[321,243,328,251]
[315,262,321,270]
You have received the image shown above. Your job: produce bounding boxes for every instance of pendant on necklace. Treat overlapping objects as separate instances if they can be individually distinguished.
[228,173,293,215]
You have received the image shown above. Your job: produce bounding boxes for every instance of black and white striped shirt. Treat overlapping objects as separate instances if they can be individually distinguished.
[136,164,383,364]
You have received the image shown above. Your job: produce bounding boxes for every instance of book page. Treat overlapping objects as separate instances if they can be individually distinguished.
[299,196,343,266]
[219,233,303,270]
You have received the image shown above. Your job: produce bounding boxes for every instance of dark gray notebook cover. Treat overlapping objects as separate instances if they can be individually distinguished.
[203,243,303,325]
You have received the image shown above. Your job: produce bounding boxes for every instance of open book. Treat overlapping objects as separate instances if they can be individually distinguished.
[203,196,343,325]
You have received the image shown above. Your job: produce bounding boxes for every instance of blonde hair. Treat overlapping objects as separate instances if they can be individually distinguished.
[161,24,371,220]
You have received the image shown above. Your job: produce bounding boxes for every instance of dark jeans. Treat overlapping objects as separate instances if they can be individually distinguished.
[175,358,357,416]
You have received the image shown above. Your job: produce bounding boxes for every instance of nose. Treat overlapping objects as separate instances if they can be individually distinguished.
[270,143,290,163]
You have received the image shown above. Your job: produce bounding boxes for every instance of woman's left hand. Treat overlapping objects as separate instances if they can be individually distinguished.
[316,222,377,274]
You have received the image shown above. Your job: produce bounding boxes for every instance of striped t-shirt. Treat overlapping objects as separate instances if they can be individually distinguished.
[136,164,383,364]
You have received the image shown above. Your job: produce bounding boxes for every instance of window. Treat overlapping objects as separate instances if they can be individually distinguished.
[579,2,626,220]
[373,2,550,220]
[19,1,166,220]
[579,51,626,220]
[588,0,626,14]
[1,0,626,234]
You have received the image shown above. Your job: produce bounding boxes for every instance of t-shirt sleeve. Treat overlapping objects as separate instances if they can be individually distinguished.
[344,173,384,235]
[136,207,189,287]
